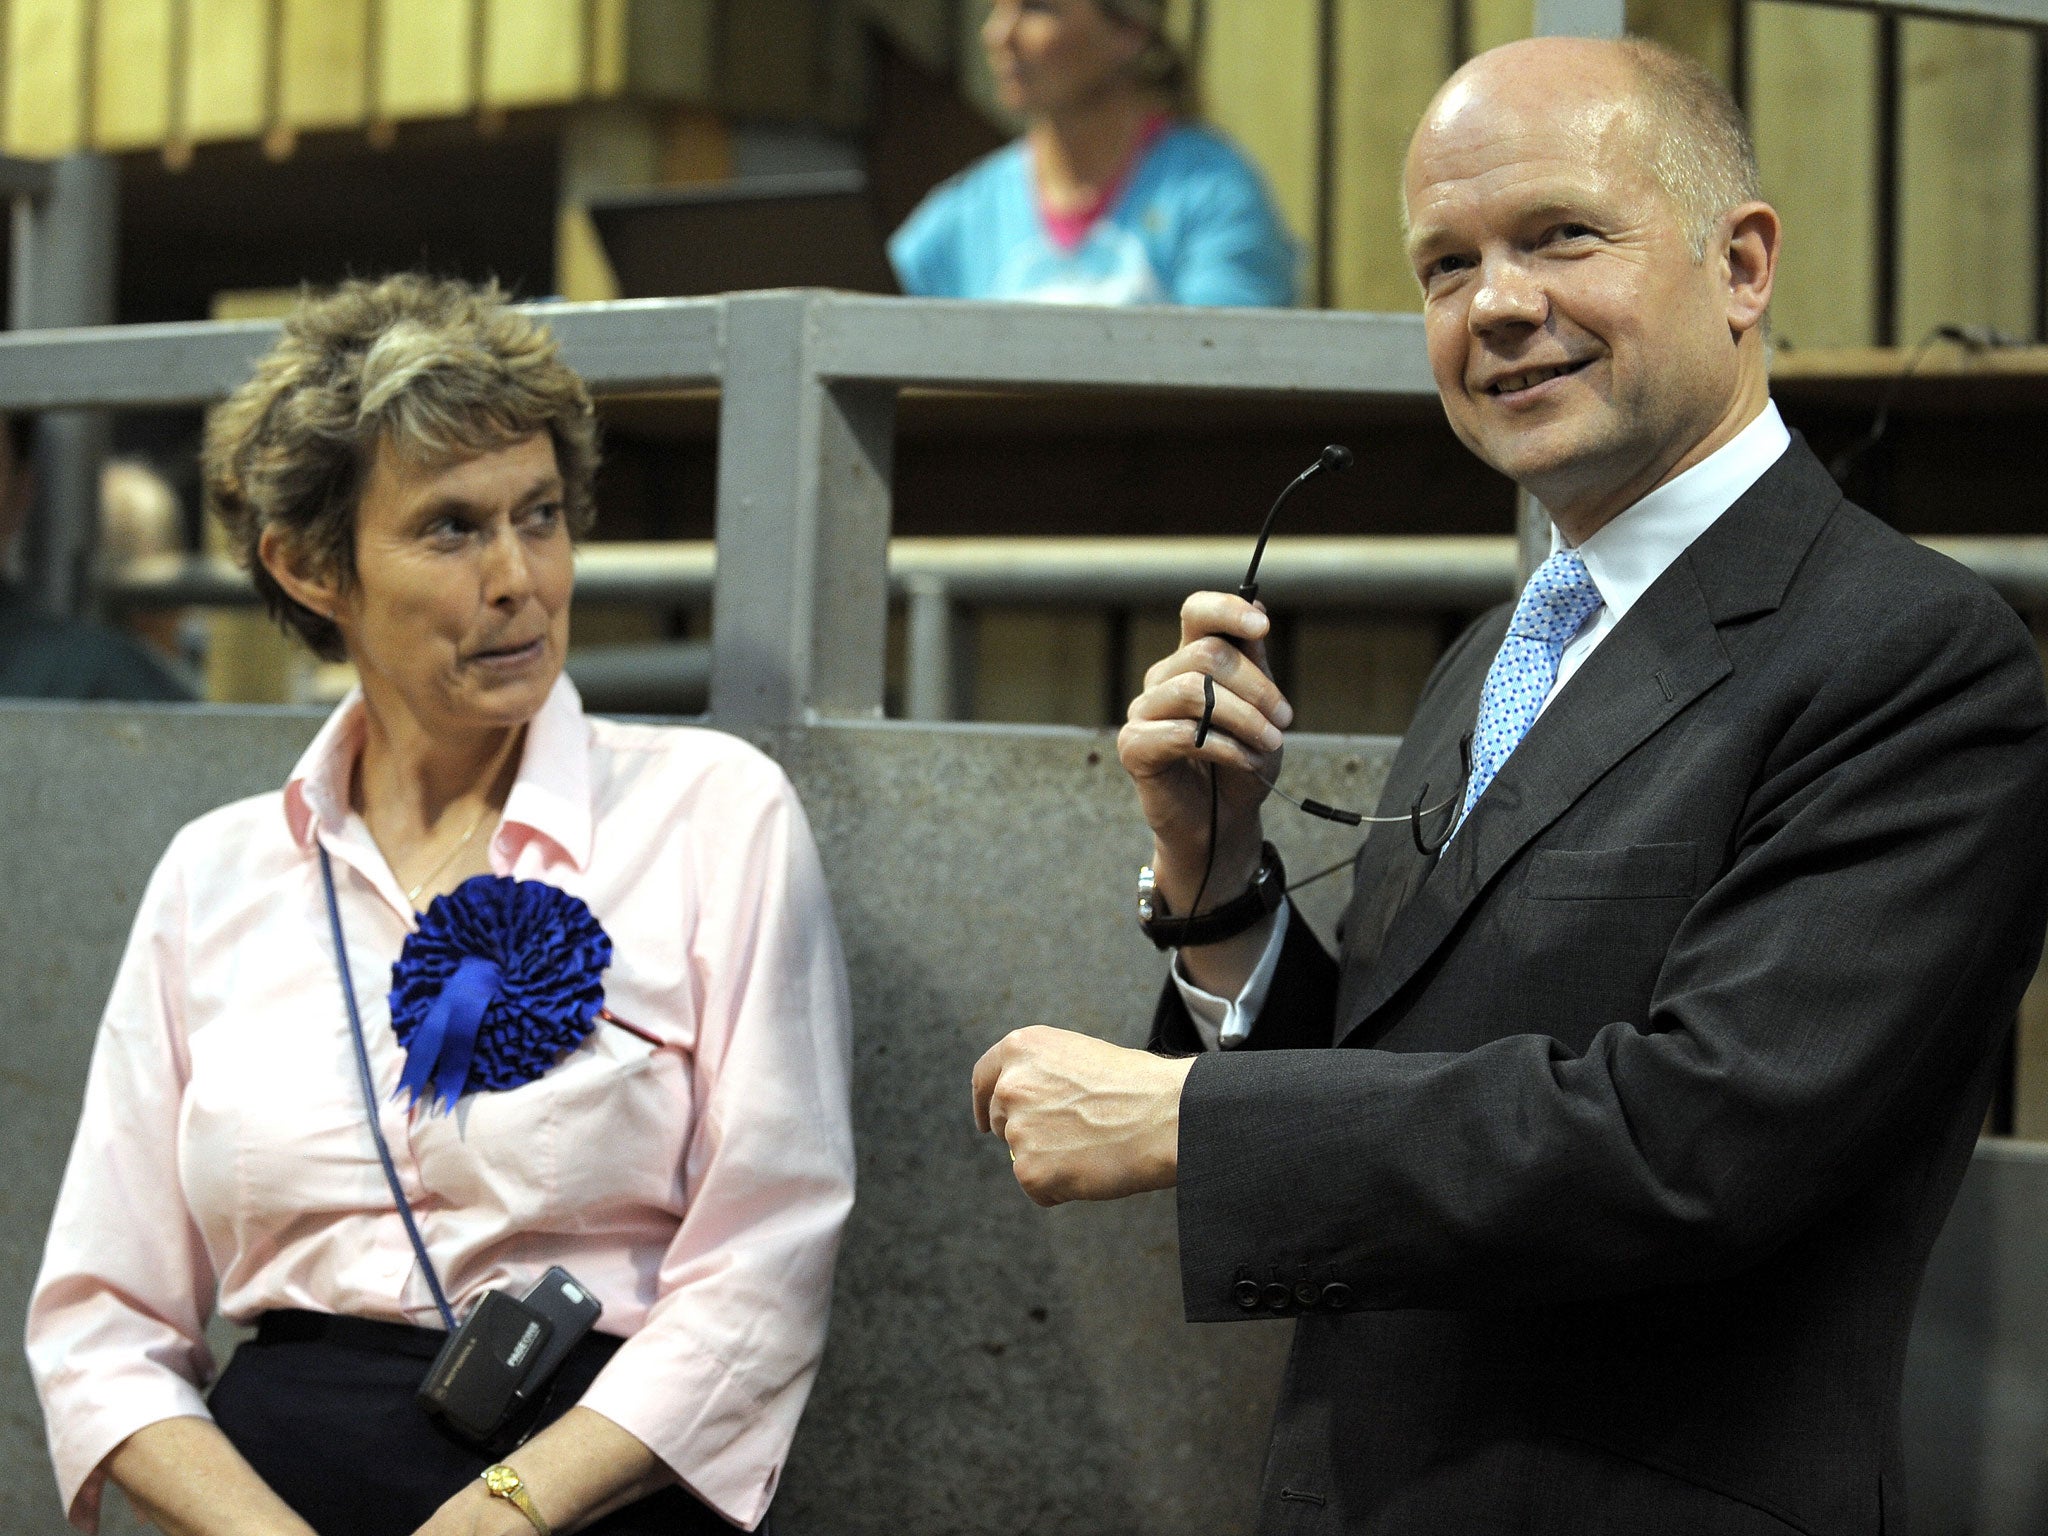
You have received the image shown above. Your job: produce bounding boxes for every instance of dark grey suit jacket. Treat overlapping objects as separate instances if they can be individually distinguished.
[1153,440,2048,1535]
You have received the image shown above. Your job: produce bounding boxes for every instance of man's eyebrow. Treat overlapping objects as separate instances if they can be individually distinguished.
[1403,222,1457,262]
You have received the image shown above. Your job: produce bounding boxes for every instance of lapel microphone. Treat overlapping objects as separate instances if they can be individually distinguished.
[1239,444,1354,604]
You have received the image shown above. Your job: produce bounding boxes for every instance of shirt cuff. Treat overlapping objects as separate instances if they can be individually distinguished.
[577,1326,790,1531]
[49,1377,213,1532]
[1169,899,1291,1050]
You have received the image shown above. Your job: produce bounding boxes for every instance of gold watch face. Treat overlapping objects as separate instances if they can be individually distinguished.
[483,1466,521,1496]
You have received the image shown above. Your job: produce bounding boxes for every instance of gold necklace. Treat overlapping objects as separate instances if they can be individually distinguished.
[403,803,493,908]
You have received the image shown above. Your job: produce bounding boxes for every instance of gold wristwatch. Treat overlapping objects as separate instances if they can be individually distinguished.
[480,1463,551,1536]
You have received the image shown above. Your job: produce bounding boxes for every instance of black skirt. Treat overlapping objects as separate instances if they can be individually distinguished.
[207,1310,753,1536]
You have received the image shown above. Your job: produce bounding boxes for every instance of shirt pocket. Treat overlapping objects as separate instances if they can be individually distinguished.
[1524,841,1699,901]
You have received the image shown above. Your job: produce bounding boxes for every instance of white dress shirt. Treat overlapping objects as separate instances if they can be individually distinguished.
[1177,402,1794,1049]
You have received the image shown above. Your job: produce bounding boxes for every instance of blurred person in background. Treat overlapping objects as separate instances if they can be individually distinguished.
[100,456,196,667]
[890,0,1298,306]
[27,276,853,1536]
[0,415,195,700]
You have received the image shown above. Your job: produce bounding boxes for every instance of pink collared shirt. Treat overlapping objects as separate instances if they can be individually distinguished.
[26,677,855,1532]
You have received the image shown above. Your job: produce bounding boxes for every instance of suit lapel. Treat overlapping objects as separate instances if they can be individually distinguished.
[1332,436,1844,1046]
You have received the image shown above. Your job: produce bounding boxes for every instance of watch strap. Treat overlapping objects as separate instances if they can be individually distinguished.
[480,1464,552,1536]
[1138,841,1286,951]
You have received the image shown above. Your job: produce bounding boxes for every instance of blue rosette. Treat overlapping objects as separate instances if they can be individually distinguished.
[387,875,612,1112]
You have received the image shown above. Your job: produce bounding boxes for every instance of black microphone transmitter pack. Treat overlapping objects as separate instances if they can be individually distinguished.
[416,1266,604,1443]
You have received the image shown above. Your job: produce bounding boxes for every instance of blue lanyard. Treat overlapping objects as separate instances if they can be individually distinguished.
[318,847,459,1332]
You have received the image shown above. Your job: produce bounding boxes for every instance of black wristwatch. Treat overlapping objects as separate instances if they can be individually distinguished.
[1137,841,1286,952]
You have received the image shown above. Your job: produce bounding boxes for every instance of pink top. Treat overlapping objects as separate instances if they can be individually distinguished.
[25,677,855,1532]
[1037,113,1173,251]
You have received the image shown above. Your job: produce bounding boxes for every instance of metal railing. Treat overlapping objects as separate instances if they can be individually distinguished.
[0,0,2041,724]
[0,293,1443,725]
[100,532,2048,723]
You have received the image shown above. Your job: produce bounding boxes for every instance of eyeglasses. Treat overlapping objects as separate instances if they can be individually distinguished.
[1197,444,1472,878]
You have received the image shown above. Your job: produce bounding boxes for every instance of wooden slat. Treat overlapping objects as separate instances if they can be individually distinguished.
[1749,1,1880,348]
[718,0,822,118]
[95,0,175,149]
[1199,0,1321,294]
[859,0,952,70]
[1627,0,1738,85]
[1330,0,1454,312]
[376,0,473,119]
[183,0,270,141]
[482,0,588,107]
[4,0,89,157]
[1897,16,2036,344]
[1464,0,1533,55]
[625,0,717,101]
[590,0,629,96]
[278,0,370,131]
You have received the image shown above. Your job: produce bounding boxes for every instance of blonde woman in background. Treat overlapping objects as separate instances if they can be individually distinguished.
[890,0,1298,306]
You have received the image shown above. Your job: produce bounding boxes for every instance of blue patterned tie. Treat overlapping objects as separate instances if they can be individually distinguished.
[1455,547,1604,831]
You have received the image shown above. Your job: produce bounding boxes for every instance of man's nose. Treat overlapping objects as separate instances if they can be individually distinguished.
[1468,255,1547,337]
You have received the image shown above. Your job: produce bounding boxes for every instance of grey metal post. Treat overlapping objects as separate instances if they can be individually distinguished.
[9,153,118,618]
[1518,0,1624,581]
[1533,0,1626,36]
[905,574,955,722]
[709,291,897,724]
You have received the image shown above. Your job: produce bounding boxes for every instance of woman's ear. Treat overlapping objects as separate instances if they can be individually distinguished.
[257,524,343,627]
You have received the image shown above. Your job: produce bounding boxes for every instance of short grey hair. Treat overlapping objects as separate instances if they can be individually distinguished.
[1618,37,1763,260]
[204,274,598,661]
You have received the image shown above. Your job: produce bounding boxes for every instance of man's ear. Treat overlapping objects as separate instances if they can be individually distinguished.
[257,524,343,627]
[1722,200,1780,341]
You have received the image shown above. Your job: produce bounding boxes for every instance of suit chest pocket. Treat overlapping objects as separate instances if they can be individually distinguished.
[1524,841,1698,901]
[1508,842,1700,1045]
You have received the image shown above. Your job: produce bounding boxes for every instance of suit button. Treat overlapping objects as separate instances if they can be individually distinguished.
[1321,1282,1354,1311]
[1233,1280,1262,1310]
[1262,1282,1293,1312]
[1294,1281,1321,1308]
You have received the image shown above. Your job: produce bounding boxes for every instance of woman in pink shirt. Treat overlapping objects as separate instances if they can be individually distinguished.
[26,276,854,1536]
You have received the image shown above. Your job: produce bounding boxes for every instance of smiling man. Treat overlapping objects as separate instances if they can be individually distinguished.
[972,36,2048,1535]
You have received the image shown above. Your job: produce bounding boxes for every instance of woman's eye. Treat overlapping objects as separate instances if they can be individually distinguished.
[424,517,469,545]
[1552,223,1597,242]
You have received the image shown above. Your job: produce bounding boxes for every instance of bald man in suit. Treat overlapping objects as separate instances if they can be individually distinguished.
[974,36,2048,1536]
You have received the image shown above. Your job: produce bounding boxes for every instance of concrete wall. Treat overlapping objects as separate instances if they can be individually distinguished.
[0,702,1383,1535]
[5,702,2044,1535]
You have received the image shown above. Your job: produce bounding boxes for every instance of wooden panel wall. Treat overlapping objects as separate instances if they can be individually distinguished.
[1897,18,2037,344]
[1199,0,1322,296]
[1627,0,1736,84]
[278,0,369,132]
[483,0,586,108]
[3,0,88,155]
[182,0,269,142]
[0,0,641,154]
[1748,2,1880,348]
[1330,0,1454,312]
[1463,0,1531,58]
[94,0,172,149]
[378,0,475,121]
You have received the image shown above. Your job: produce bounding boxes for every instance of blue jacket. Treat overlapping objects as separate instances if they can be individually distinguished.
[889,123,1299,308]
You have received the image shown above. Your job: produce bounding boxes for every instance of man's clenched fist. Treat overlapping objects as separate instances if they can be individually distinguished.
[971,1026,1195,1206]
